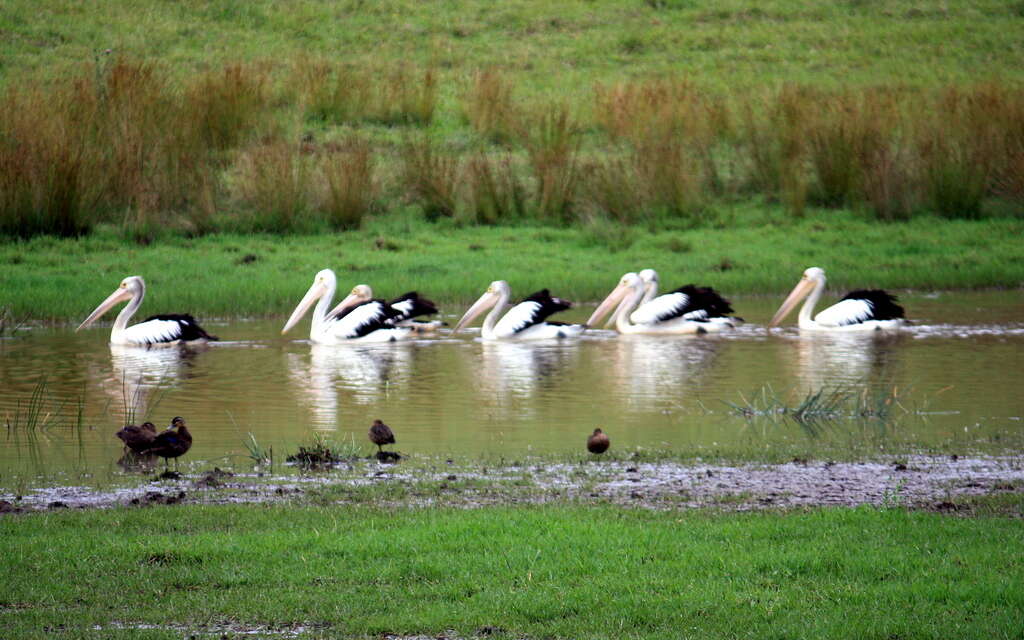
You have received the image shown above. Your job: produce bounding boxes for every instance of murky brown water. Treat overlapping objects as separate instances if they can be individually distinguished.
[1,291,1022,488]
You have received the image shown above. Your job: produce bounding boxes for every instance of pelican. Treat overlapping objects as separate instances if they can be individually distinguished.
[76,276,218,346]
[453,281,585,340]
[329,285,444,332]
[282,269,412,344]
[769,267,905,331]
[588,272,741,334]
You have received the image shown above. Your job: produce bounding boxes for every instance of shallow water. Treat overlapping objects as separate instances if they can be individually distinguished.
[1,291,1022,488]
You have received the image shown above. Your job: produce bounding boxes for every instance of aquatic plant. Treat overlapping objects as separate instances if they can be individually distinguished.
[725,383,905,426]
[242,432,273,470]
[285,433,360,469]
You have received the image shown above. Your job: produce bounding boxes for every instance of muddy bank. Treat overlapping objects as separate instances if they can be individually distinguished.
[1,455,1021,514]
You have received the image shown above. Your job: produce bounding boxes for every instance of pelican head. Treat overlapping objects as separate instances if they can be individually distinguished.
[587,272,642,328]
[453,280,510,333]
[638,268,658,289]
[282,269,337,334]
[328,283,373,319]
[77,276,145,332]
[769,267,826,327]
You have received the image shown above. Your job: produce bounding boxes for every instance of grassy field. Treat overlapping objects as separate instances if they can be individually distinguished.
[2,211,1022,322]
[4,0,1022,89]
[1,504,1022,639]
[1,0,1023,238]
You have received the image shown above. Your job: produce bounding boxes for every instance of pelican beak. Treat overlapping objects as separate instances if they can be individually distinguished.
[76,287,133,332]
[282,281,328,334]
[769,278,815,327]
[587,282,630,328]
[453,290,499,334]
[327,292,365,320]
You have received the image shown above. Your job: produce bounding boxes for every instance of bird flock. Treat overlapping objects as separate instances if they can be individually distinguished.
[88,266,905,466]
[77,266,906,347]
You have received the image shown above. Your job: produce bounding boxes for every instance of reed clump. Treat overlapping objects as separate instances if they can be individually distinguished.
[1,60,1022,238]
[319,137,377,230]
[463,68,519,144]
[400,137,460,221]
[294,59,437,127]
[462,152,528,224]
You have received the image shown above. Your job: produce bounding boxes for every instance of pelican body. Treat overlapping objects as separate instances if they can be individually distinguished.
[329,285,443,332]
[282,270,413,344]
[77,276,217,347]
[769,267,905,332]
[589,272,740,335]
[453,281,585,340]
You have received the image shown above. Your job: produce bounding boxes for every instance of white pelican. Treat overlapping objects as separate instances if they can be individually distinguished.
[769,267,905,332]
[282,269,413,344]
[329,285,444,332]
[588,272,741,334]
[76,276,217,346]
[453,281,585,340]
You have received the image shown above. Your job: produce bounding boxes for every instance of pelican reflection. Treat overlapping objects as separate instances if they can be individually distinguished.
[286,343,413,429]
[791,331,904,390]
[605,335,721,403]
[96,344,198,424]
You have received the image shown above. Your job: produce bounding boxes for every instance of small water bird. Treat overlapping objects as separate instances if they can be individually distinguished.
[368,419,395,453]
[282,269,413,344]
[453,281,585,340]
[116,421,157,455]
[589,271,741,335]
[329,285,444,333]
[142,417,193,471]
[77,276,218,346]
[769,267,905,332]
[587,428,610,454]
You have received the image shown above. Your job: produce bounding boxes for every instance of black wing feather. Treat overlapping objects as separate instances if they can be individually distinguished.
[655,285,735,322]
[387,291,439,322]
[142,313,219,341]
[839,290,905,321]
[520,289,573,325]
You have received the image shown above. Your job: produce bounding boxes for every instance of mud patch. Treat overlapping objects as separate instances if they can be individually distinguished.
[1,455,1021,514]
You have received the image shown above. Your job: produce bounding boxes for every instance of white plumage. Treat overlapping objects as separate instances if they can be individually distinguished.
[282,269,413,344]
[76,276,217,347]
[454,281,585,341]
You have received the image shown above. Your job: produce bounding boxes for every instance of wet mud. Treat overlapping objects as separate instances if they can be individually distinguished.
[1,454,1020,514]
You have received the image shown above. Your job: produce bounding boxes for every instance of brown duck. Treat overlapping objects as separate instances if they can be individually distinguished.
[368,419,395,453]
[116,422,157,455]
[587,428,610,454]
[142,416,193,470]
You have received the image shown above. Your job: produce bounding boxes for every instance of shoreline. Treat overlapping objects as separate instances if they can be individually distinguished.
[4,454,1022,516]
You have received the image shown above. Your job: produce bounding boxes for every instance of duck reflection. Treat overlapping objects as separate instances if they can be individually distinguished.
[791,331,904,390]
[605,335,721,402]
[285,344,413,429]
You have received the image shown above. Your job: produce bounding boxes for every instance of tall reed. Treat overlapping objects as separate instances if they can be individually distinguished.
[319,138,376,230]
[233,140,313,232]
[523,104,581,223]
[463,68,519,144]
[462,152,528,224]
[400,137,460,221]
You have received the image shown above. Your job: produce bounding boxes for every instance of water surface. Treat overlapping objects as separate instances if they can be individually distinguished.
[1,291,1022,489]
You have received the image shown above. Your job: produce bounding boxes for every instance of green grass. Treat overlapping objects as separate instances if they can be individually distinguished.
[2,1,1023,238]
[1,504,1021,638]
[4,0,1022,91]
[1,209,1021,321]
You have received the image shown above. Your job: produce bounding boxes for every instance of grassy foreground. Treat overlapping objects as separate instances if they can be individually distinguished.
[1,504,1021,639]
[3,211,1023,323]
